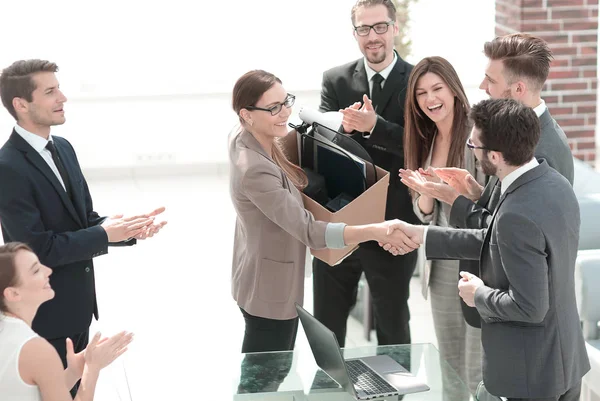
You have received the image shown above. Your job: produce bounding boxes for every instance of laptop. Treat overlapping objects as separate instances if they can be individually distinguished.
[295,304,430,400]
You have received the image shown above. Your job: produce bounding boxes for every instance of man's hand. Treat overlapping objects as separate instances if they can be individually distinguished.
[457,271,485,307]
[132,206,168,240]
[101,215,154,243]
[434,167,484,202]
[399,168,460,205]
[339,94,378,133]
[377,219,424,256]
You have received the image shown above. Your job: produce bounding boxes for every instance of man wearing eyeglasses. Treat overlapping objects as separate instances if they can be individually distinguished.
[312,0,419,348]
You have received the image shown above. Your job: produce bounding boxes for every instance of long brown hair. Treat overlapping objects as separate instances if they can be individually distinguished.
[0,242,33,313]
[232,70,308,189]
[404,57,471,189]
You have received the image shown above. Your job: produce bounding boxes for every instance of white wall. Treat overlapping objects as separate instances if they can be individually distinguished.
[0,0,496,171]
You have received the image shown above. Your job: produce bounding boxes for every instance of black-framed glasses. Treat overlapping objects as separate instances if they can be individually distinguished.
[246,94,295,116]
[466,137,494,151]
[354,21,394,36]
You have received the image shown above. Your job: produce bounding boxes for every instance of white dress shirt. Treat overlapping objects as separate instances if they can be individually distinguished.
[500,158,539,195]
[14,125,66,190]
[533,99,547,118]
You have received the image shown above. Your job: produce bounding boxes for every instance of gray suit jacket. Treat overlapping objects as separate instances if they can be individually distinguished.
[426,161,590,398]
[449,109,575,327]
[229,128,328,320]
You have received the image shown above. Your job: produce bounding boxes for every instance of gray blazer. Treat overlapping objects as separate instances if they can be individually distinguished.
[449,109,575,328]
[426,161,590,398]
[229,129,328,320]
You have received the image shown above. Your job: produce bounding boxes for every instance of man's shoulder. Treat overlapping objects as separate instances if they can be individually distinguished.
[324,58,362,80]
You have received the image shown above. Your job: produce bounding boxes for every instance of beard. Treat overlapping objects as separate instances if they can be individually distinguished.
[363,41,387,65]
[480,153,497,176]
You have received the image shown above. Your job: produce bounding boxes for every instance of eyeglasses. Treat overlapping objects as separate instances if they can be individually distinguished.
[466,137,494,151]
[354,21,394,36]
[246,94,295,116]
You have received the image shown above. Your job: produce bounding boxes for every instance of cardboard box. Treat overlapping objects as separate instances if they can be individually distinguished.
[280,130,389,266]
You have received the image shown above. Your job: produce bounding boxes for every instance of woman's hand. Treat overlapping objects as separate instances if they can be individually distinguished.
[84,331,134,371]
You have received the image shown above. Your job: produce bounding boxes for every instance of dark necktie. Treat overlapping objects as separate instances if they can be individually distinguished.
[45,141,72,196]
[371,73,384,111]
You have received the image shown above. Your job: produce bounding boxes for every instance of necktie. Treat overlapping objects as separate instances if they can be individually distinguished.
[45,141,72,196]
[371,73,384,111]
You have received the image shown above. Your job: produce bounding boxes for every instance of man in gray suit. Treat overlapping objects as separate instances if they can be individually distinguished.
[386,98,589,400]
[400,33,574,327]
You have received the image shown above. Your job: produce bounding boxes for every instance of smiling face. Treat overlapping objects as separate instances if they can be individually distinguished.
[353,4,398,69]
[245,82,292,139]
[4,250,54,311]
[415,72,455,125]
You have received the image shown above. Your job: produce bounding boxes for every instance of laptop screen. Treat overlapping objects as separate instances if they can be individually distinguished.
[295,303,357,397]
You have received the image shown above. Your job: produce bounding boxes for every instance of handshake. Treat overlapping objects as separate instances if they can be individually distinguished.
[372,220,425,256]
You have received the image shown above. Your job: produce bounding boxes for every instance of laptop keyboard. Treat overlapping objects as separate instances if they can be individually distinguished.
[345,359,398,396]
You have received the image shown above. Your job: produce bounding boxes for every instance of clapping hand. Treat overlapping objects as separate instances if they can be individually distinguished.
[399,168,460,205]
[433,167,484,202]
[132,206,168,240]
[339,94,378,134]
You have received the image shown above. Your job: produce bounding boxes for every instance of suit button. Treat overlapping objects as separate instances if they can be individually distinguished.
[85,267,91,273]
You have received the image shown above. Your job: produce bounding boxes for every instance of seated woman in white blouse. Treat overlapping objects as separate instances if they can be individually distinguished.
[0,242,133,401]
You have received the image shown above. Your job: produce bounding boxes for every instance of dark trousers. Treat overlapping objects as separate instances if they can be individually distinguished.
[48,330,89,398]
[240,307,299,353]
[507,381,581,401]
[313,244,417,347]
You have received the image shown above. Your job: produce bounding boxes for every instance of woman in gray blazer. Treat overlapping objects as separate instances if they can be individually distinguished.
[400,57,486,397]
[229,70,413,353]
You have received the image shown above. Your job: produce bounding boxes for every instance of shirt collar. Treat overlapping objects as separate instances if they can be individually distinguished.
[14,124,53,153]
[533,99,547,117]
[501,158,539,195]
[364,51,398,83]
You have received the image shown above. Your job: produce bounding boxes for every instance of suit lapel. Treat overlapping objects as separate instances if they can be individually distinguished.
[376,54,407,114]
[10,132,83,227]
[53,139,87,226]
[352,62,370,100]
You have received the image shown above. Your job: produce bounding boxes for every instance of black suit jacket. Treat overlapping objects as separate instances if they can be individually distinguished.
[0,130,130,339]
[319,53,419,225]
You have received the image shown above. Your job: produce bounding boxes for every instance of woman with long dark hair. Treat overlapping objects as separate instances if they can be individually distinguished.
[402,57,486,397]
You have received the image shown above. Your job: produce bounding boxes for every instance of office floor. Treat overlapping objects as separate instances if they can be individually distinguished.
[45,170,437,400]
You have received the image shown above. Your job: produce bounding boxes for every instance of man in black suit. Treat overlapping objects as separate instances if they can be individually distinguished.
[313,0,419,347]
[0,59,166,393]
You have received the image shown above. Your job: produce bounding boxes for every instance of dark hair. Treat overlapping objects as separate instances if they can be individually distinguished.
[351,0,397,24]
[0,59,59,120]
[483,33,553,92]
[232,70,308,189]
[469,98,540,166]
[0,242,33,313]
[404,56,471,196]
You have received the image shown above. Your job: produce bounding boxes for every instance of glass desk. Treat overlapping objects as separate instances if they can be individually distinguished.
[233,343,471,400]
